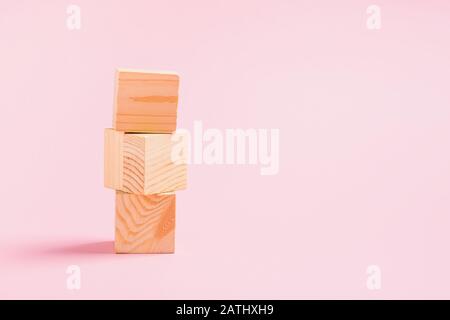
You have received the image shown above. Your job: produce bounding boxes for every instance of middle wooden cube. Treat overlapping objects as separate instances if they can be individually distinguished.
[104,128,187,195]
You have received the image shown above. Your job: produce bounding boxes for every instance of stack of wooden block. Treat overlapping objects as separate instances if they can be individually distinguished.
[104,69,187,254]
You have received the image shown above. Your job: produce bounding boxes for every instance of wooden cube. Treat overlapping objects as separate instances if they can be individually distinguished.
[113,69,179,133]
[115,191,175,254]
[104,129,187,194]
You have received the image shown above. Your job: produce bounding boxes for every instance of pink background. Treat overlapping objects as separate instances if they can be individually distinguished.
[1,0,450,299]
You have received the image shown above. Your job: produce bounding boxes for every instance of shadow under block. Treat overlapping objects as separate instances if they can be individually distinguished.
[113,69,179,133]
[115,191,175,254]
[104,129,187,194]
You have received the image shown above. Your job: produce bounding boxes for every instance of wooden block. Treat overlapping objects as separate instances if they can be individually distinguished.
[115,191,175,254]
[104,128,187,194]
[104,128,123,189]
[113,69,179,133]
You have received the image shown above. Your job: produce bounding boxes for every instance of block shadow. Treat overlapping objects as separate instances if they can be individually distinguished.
[43,241,114,255]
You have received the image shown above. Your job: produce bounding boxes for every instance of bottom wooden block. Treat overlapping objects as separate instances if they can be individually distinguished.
[115,191,176,254]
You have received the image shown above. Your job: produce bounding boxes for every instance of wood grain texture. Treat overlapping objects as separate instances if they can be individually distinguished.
[115,191,175,253]
[113,69,179,133]
[104,128,123,189]
[104,129,187,194]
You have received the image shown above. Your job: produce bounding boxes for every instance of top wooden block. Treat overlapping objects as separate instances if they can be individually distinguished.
[113,69,179,133]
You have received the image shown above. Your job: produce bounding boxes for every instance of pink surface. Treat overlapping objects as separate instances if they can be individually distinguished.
[1,0,450,299]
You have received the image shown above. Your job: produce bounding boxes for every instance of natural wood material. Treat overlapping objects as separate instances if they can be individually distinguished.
[113,69,179,133]
[115,191,175,254]
[104,128,187,194]
[104,128,124,189]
